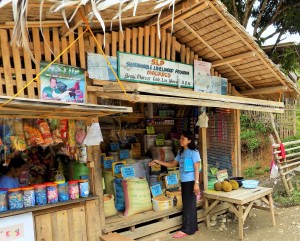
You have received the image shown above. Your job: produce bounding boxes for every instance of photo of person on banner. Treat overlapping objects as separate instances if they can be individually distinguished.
[40,62,86,103]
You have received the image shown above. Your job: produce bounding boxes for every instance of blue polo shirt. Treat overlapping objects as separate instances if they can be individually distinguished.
[0,175,20,189]
[175,149,201,182]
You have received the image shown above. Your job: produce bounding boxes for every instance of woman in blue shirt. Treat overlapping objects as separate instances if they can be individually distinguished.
[149,131,201,238]
[0,157,26,189]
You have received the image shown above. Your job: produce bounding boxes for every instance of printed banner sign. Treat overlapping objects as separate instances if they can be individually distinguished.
[118,52,193,88]
[87,52,117,81]
[150,184,163,197]
[40,61,86,103]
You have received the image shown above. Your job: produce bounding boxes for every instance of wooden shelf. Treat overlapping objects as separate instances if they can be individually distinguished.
[0,195,98,218]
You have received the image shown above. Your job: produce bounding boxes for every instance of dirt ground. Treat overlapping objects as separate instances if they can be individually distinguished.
[159,176,300,241]
[160,205,300,241]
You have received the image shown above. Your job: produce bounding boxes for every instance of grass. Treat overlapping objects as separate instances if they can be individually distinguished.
[273,190,300,207]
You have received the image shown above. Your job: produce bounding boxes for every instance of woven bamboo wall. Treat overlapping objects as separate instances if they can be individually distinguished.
[0,26,230,100]
[242,99,296,140]
[207,108,235,176]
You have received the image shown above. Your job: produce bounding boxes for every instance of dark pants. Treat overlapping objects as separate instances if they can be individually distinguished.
[181,181,198,235]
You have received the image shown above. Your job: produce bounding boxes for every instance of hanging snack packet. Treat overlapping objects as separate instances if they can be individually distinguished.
[68,120,76,148]
[36,119,53,147]
[75,120,86,144]
[59,119,68,140]
[48,119,63,144]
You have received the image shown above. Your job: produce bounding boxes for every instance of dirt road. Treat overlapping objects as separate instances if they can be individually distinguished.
[161,206,300,241]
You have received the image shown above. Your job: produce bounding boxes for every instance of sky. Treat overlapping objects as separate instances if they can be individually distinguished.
[246,21,300,46]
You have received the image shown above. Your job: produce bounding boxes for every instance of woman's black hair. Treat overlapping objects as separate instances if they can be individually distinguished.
[1,157,26,175]
[179,131,197,154]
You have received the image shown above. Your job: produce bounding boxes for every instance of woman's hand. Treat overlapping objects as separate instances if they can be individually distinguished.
[148,160,158,166]
[193,183,200,195]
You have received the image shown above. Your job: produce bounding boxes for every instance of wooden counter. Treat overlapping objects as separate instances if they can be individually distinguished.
[0,196,101,241]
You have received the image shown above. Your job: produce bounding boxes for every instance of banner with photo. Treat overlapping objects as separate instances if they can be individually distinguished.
[40,61,86,103]
[118,52,193,88]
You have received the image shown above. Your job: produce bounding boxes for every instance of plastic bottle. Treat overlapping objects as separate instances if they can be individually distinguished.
[34,184,47,205]
[8,188,23,210]
[22,186,35,208]
[0,190,8,212]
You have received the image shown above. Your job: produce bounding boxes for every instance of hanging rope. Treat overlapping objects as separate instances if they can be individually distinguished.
[0,28,89,108]
[79,10,134,103]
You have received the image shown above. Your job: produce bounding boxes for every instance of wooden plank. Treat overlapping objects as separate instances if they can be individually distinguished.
[150,26,156,57]
[101,233,135,241]
[98,92,284,113]
[155,29,161,58]
[102,82,284,108]
[23,47,35,98]
[190,51,195,65]
[132,28,138,54]
[138,27,144,55]
[96,34,104,54]
[68,207,75,241]
[171,37,176,61]
[166,33,172,60]
[73,206,87,241]
[33,28,42,96]
[43,28,52,62]
[161,29,166,59]
[125,28,131,53]
[10,30,24,97]
[53,27,61,63]
[57,210,70,241]
[61,37,69,65]
[236,110,241,176]
[69,32,77,67]
[35,213,53,241]
[78,27,86,69]
[112,31,118,57]
[0,29,13,96]
[212,51,256,67]
[201,127,208,190]
[89,35,96,53]
[119,30,124,52]
[185,47,190,64]
[86,200,102,241]
[104,33,111,56]
[51,212,59,241]
[144,26,150,56]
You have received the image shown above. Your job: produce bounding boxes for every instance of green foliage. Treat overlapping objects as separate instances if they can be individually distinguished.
[272,47,300,75]
[243,166,256,178]
[273,190,300,207]
[240,114,270,153]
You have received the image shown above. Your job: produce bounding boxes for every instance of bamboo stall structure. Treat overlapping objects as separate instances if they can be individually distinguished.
[0,0,299,240]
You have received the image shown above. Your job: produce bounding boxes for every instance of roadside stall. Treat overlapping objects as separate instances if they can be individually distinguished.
[0,1,299,241]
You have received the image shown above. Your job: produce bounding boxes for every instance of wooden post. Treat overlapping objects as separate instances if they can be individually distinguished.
[200,127,208,191]
[233,110,241,176]
[87,94,106,234]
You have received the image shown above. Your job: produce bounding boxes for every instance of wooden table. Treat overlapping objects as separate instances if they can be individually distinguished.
[204,187,276,240]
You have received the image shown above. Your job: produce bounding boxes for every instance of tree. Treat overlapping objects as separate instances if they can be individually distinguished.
[222,0,300,47]
[222,0,300,74]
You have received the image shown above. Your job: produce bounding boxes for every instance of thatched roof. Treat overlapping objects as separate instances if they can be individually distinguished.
[0,0,298,100]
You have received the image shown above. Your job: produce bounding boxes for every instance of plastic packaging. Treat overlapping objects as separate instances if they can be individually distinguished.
[68,181,79,200]
[34,184,47,205]
[46,183,58,203]
[0,190,8,212]
[8,188,23,210]
[78,180,89,198]
[58,182,69,202]
[22,186,35,208]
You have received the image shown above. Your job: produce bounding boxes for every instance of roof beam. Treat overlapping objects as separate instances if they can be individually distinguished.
[180,20,255,90]
[212,51,256,67]
[207,0,289,88]
[240,86,289,96]
[146,0,206,26]
[162,2,209,29]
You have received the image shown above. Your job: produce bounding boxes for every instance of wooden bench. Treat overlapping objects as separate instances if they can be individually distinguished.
[100,233,135,241]
[272,140,300,196]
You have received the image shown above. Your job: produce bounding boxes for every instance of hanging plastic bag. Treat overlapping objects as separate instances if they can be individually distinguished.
[270,160,280,179]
